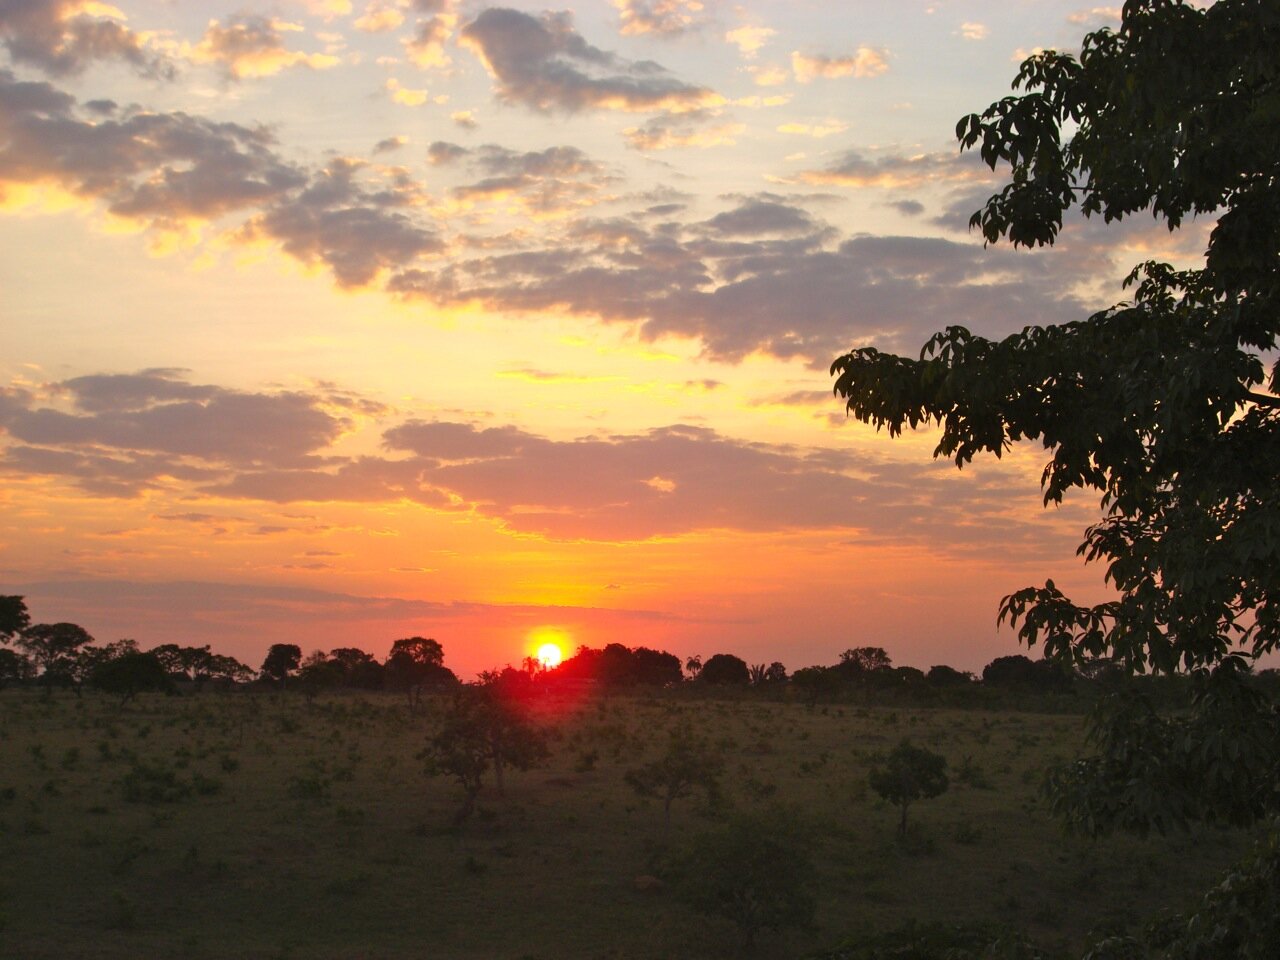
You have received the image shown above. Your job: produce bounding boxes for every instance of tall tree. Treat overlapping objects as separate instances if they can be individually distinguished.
[831,0,1280,836]
[259,643,302,687]
[15,622,94,689]
[0,595,30,643]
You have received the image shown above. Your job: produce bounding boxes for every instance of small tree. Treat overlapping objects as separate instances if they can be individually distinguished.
[869,739,949,838]
[625,721,723,823]
[672,810,816,951]
[421,685,548,824]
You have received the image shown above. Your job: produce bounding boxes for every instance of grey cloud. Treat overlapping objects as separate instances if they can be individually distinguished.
[702,198,821,237]
[800,149,989,189]
[889,199,924,216]
[615,0,710,38]
[474,144,602,179]
[0,371,356,495]
[427,140,468,164]
[0,0,172,78]
[249,157,442,286]
[372,136,406,154]
[459,7,720,114]
[0,70,306,225]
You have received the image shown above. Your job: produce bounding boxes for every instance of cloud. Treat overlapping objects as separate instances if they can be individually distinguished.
[459,7,722,114]
[623,111,744,151]
[959,22,988,41]
[244,156,442,287]
[796,149,989,189]
[189,13,340,80]
[792,48,889,82]
[444,143,616,217]
[725,25,774,58]
[0,70,307,227]
[777,119,846,138]
[372,135,407,154]
[301,0,354,19]
[427,140,468,165]
[0,371,356,496]
[700,197,821,237]
[385,77,430,106]
[354,1,405,33]
[614,0,709,38]
[0,0,171,78]
[450,109,477,129]
[403,9,456,69]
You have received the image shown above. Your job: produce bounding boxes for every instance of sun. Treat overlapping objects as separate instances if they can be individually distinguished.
[535,641,563,669]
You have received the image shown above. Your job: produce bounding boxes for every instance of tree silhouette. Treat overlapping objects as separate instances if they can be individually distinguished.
[16,622,94,691]
[0,595,30,644]
[698,653,750,686]
[259,643,301,687]
[831,0,1280,840]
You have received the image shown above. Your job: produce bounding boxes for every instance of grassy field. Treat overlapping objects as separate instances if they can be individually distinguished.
[0,688,1253,959]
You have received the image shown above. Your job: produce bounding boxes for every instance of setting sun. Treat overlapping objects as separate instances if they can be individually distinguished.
[536,642,563,669]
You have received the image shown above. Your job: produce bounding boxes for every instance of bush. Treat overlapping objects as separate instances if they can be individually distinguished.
[669,809,816,951]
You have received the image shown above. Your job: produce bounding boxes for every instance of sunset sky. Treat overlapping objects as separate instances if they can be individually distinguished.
[0,0,1209,678]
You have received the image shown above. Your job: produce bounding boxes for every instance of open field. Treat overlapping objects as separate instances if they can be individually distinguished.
[0,689,1253,959]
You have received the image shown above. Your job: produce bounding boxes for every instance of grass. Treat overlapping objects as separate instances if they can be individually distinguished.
[0,688,1254,959]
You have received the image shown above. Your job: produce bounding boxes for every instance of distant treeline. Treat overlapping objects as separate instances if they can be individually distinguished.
[3,594,1276,707]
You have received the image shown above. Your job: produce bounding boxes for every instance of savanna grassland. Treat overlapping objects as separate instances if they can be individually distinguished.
[0,689,1252,959]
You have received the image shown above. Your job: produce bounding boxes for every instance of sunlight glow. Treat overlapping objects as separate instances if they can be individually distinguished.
[536,641,563,669]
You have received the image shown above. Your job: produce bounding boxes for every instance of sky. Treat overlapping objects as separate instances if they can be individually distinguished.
[0,0,1212,679]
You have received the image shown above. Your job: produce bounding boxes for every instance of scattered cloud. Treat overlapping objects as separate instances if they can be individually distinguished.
[450,109,477,129]
[0,0,172,78]
[959,22,988,40]
[244,157,442,287]
[623,111,744,150]
[459,7,723,114]
[403,6,456,70]
[792,47,889,82]
[725,25,775,58]
[385,76,430,105]
[0,70,307,227]
[748,64,788,87]
[614,0,709,38]
[776,119,847,138]
[354,0,405,33]
[372,135,407,154]
[189,13,340,80]
[796,149,989,189]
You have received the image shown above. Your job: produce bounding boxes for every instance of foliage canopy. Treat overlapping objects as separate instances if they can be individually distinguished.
[832,0,1279,835]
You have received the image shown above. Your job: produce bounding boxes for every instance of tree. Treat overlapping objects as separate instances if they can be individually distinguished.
[697,653,750,686]
[0,595,30,643]
[868,740,949,838]
[385,637,456,711]
[421,684,548,823]
[0,647,34,688]
[625,721,723,824]
[671,810,817,951]
[259,643,301,687]
[91,651,174,704]
[831,0,1280,836]
[15,622,94,690]
[836,646,892,675]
